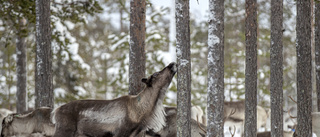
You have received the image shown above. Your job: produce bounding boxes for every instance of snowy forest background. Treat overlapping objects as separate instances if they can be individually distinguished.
[0,0,313,113]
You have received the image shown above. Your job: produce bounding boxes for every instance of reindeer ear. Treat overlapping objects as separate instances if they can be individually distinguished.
[141,78,152,87]
[141,78,148,84]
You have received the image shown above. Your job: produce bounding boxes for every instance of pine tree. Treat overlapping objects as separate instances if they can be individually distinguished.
[176,0,191,136]
[315,0,320,112]
[16,18,27,113]
[35,0,53,108]
[270,0,283,136]
[296,0,312,136]
[129,0,146,95]
[207,0,224,136]
[245,0,257,136]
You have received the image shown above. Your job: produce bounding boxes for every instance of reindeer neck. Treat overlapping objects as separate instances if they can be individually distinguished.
[135,87,163,109]
[133,86,167,132]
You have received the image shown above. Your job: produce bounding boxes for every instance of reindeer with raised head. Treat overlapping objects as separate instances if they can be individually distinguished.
[52,62,177,137]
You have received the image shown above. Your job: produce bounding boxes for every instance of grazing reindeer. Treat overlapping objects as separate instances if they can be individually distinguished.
[0,109,13,119]
[1,107,55,137]
[224,101,268,136]
[52,62,177,137]
[146,106,206,137]
[288,96,320,136]
[0,108,13,135]
[288,111,320,137]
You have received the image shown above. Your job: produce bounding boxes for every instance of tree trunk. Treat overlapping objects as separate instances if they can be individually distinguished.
[129,0,146,95]
[245,0,257,136]
[270,0,283,136]
[296,0,312,136]
[176,0,191,136]
[16,18,28,113]
[315,0,320,112]
[207,0,224,136]
[35,0,53,108]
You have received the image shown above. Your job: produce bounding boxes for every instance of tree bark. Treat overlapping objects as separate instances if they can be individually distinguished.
[176,0,191,136]
[129,0,146,95]
[35,0,53,108]
[207,0,224,136]
[315,0,320,112]
[245,0,257,136]
[296,0,312,136]
[16,18,28,113]
[270,0,283,136]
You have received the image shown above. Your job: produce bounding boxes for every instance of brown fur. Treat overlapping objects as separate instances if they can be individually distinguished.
[1,107,55,137]
[52,62,177,137]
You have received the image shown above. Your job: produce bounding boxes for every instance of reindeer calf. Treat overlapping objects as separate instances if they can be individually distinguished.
[1,107,55,137]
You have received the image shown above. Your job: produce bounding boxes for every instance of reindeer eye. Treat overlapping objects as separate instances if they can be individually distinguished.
[153,72,159,77]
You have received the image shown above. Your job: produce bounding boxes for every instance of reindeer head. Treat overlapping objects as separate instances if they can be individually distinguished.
[1,114,15,137]
[142,62,177,89]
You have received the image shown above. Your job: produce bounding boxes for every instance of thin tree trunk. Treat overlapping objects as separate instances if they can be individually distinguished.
[315,0,320,112]
[35,0,53,108]
[7,47,12,110]
[296,0,312,136]
[207,0,224,136]
[16,18,28,113]
[245,0,257,136]
[176,0,191,136]
[129,0,146,95]
[270,0,283,136]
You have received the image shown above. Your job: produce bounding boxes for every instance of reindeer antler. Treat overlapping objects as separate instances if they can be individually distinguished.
[287,107,297,119]
[229,125,236,137]
[287,96,297,118]
[223,108,236,122]
[197,116,207,134]
[288,96,297,104]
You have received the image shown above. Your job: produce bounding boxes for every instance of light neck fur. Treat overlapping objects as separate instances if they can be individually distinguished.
[134,85,168,132]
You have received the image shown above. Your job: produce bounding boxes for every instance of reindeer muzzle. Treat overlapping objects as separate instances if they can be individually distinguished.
[168,62,177,73]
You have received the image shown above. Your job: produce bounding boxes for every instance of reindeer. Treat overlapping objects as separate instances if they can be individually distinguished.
[223,101,268,136]
[0,108,13,135]
[145,104,239,137]
[145,106,206,137]
[1,107,55,137]
[287,96,320,136]
[52,62,177,137]
[288,111,320,137]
